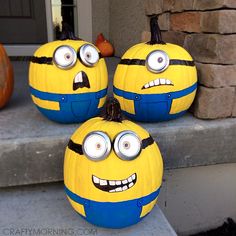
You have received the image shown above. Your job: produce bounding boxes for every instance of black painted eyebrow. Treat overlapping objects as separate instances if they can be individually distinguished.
[119,58,195,67]
[67,135,155,155]
[30,53,103,65]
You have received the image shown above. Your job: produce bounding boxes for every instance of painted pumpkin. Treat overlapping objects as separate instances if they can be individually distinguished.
[29,33,108,123]
[64,98,163,228]
[113,15,197,122]
[0,44,14,109]
[96,33,114,57]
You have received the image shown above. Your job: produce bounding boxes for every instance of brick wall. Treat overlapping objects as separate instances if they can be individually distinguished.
[142,0,236,119]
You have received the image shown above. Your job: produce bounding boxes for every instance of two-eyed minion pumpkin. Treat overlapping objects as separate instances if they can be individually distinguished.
[113,15,197,122]
[29,33,108,123]
[64,98,163,228]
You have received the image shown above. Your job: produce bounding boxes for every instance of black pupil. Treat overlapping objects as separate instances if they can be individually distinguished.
[158,57,163,63]
[65,53,71,60]
[86,52,91,59]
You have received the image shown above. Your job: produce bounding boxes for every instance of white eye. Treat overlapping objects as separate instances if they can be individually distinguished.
[114,131,141,161]
[82,132,111,161]
[79,44,99,67]
[146,50,169,73]
[53,45,77,69]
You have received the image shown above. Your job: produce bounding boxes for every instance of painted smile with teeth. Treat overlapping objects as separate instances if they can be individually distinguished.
[92,173,137,193]
[142,78,174,89]
[73,71,90,90]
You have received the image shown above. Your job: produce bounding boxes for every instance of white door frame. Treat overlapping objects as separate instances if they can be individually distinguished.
[5,0,92,56]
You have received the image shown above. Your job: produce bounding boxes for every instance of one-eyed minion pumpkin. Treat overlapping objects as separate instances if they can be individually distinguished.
[113,15,197,122]
[29,32,108,123]
[64,98,163,228]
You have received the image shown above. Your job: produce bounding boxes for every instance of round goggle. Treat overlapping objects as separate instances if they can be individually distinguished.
[82,131,142,161]
[53,44,100,69]
[146,50,169,73]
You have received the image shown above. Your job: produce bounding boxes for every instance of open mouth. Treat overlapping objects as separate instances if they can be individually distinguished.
[142,78,174,89]
[92,173,137,193]
[73,71,90,90]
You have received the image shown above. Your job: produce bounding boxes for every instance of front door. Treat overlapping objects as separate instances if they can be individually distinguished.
[0,0,47,44]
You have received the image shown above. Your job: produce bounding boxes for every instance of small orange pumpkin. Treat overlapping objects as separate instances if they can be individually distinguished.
[95,33,105,46]
[0,44,14,109]
[96,33,114,57]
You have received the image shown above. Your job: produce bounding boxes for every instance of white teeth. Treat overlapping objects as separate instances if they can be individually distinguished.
[129,182,134,188]
[149,81,154,87]
[143,78,173,89]
[154,79,160,86]
[93,174,136,193]
[122,186,128,191]
[160,78,166,85]
[74,72,83,83]
[93,176,99,184]
[100,180,107,186]
[116,187,122,192]
[166,79,171,85]
[109,181,115,186]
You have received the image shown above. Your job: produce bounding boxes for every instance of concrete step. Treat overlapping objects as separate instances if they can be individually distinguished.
[0,58,236,187]
[0,182,177,236]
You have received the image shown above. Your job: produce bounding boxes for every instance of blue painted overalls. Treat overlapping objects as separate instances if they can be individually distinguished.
[30,87,107,123]
[113,83,197,122]
[65,186,160,229]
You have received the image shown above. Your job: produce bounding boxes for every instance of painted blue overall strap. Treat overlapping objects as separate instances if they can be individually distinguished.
[113,82,197,101]
[64,185,89,206]
[64,185,161,207]
[29,87,108,102]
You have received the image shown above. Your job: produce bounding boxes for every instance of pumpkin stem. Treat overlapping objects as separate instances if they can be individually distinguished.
[102,97,123,122]
[59,22,81,40]
[147,14,166,45]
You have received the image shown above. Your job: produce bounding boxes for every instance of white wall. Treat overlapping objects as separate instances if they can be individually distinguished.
[158,163,236,235]
[109,0,146,57]
[92,0,110,43]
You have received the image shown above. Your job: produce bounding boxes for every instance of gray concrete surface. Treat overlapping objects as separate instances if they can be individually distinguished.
[0,58,236,187]
[0,182,177,236]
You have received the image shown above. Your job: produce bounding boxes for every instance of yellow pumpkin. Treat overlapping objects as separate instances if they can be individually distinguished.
[113,15,197,122]
[29,35,108,123]
[64,98,163,228]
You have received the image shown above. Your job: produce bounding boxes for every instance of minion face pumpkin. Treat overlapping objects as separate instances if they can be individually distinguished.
[64,98,163,228]
[113,16,197,122]
[29,36,108,123]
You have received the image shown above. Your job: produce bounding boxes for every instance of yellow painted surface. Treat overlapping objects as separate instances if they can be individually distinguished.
[68,198,86,217]
[140,197,158,217]
[64,117,163,203]
[113,42,197,115]
[31,95,60,110]
[170,90,197,114]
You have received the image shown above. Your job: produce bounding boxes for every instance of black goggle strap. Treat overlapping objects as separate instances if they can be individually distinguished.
[67,135,154,155]
[30,53,103,65]
[67,139,83,155]
[141,135,155,149]
[119,58,195,67]
[30,56,53,65]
